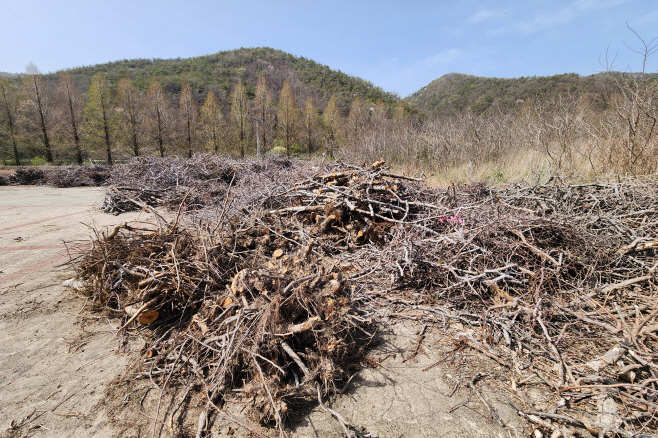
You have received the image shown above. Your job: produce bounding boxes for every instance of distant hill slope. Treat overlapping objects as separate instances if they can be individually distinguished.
[44,47,398,111]
[406,72,619,116]
[0,72,23,79]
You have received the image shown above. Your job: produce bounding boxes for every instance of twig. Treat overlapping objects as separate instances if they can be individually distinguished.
[469,373,504,427]
[317,383,353,438]
[281,341,310,377]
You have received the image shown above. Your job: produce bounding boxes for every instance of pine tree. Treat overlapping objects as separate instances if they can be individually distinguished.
[83,73,114,164]
[277,80,300,155]
[230,81,250,158]
[54,73,84,165]
[300,98,319,157]
[144,79,174,157]
[322,95,343,157]
[20,63,53,163]
[253,74,275,153]
[179,82,198,158]
[115,78,143,157]
[200,91,225,154]
[0,78,20,165]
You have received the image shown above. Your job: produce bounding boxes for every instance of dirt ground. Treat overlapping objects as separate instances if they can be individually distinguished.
[0,186,523,438]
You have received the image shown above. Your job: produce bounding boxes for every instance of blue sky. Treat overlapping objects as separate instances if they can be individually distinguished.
[1,0,657,97]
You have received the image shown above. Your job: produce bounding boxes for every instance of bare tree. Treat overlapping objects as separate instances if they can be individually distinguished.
[602,23,658,174]
[54,73,85,165]
[200,91,226,154]
[253,74,276,153]
[144,79,175,157]
[0,78,20,165]
[21,63,53,163]
[230,81,250,157]
[277,80,299,155]
[300,98,319,157]
[115,78,143,157]
[179,82,198,158]
[322,95,343,158]
[346,96,368,152]
[82,73,114,164]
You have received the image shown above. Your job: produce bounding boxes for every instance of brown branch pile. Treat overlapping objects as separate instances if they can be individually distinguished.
[7,164,110,187]
[99,155,326,214]
[76,156,658,436]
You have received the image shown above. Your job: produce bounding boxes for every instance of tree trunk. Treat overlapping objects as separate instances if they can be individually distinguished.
[130,113,140,157]
[307,126,312,158]
[100,102,112,165]
[32,77,53,163]
[1,85,20,165]
[131,127,139,156]
[156,108,164,157]
[187,119,192,158]
[11,135,19,166]
[67,94,83,165]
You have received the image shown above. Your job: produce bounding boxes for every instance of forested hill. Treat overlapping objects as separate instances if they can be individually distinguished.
[43,47,399,111]
[406,72,618,116]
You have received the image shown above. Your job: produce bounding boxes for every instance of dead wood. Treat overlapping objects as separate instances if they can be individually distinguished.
[71,156,658,436]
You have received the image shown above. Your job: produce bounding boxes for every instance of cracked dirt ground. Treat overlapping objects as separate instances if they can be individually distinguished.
[0,185,521,437]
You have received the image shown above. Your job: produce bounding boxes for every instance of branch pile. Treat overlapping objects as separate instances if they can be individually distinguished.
[75,157,658,437]
[7,164,110,187]
[100,155,322,213]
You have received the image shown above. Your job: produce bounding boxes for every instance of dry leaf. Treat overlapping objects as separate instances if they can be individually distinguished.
[138,309,159,324]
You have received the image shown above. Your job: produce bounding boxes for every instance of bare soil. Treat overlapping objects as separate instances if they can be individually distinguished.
[0,186,520,438]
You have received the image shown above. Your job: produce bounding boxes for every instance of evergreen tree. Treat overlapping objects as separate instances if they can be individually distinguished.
[20,63,53,163]
[54,73,85,165]
[0,78,21,165]
[83,73,114,164]
[115,78,143,157]
[179,82,198,158]
[277,80,300,155]
[200,91,225,154]
[230,81,250,157]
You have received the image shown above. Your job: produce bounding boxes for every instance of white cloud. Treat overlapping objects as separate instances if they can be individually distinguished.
[490,0,629,35]
[419,49,462,68]
[467,8,506,24]
[368,49,466,96]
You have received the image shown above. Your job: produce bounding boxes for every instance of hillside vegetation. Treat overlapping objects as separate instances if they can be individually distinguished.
[407,71,658,116]
[0,48,414,165]
[48,47,398,112]
[2,43,658,181]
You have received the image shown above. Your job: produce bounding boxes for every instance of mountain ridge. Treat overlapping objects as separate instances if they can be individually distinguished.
[407,71,658,116]
[33,47,400,112]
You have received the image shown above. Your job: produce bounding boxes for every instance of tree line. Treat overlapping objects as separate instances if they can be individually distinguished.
[0,63,413,165]
[3,54,655,179]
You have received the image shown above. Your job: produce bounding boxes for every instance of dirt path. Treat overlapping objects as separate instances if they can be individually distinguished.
[0,186,521,438]
[0,186,146,437]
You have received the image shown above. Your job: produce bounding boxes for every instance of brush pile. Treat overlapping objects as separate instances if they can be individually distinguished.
[75,156,658,437]
[99,155,320,213]
[7,164,110,187]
